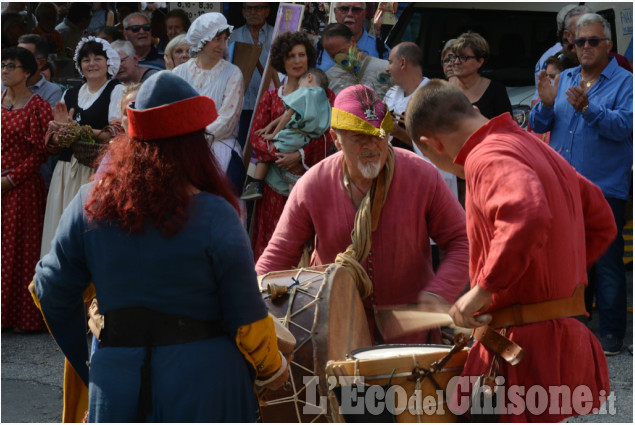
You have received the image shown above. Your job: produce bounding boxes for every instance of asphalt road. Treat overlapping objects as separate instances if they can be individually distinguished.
[2,274,632,423]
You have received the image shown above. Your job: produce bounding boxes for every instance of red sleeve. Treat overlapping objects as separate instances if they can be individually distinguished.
[578,173,617,267]
[255,176,316,275]
[301,88,336,167]
[8,97,52,187]
[249,90,281,162]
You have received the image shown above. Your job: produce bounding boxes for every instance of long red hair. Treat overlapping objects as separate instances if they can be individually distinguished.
[85,130,239,237]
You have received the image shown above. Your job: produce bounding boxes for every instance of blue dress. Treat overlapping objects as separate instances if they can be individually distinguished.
[34,184,267,422]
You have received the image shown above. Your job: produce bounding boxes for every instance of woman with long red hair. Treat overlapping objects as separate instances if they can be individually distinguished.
[32,71,288,422]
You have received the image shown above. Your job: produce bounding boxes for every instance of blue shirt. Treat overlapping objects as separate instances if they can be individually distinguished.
[317,28,390,72]
[139,45,165,70]
[529,58,633,200]
[228,23,274,110]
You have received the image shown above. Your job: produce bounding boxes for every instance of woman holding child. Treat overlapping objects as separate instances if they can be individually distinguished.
[248,31,336,261]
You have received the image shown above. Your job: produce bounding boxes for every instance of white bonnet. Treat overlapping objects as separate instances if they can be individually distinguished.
[73,36,121,78]
[187,12,233,54]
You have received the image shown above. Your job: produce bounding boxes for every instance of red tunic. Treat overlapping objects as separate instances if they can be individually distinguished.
[1,93,53,330]
[451,114,614,422]
[249,88,336,261]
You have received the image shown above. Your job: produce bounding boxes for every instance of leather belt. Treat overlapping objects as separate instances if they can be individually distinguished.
[484,284,586,329]
[472,284,586,365]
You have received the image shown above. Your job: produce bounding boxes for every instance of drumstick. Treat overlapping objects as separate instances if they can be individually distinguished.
[390,111,406,126]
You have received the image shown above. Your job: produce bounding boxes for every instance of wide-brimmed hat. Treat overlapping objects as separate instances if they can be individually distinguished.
[127,71,217,140]
[331,85,393,138]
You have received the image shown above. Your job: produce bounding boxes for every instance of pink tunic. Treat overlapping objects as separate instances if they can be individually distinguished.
[256,148,469,343]
[452,114,614,422]
[1,93,52,330]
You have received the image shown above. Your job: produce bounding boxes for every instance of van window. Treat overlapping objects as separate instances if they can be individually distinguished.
[387,6,557,87]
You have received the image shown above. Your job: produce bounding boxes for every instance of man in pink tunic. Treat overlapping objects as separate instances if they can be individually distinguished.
[406,79,614,422]
[256,85,469,344]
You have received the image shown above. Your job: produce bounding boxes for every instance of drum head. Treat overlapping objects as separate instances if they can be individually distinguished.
[351,344,452,359]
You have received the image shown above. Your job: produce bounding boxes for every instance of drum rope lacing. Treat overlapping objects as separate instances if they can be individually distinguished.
[406,333,471,422]
[261,267,331,422]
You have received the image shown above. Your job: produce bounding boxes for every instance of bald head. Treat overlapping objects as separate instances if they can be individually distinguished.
[393,42,423,70]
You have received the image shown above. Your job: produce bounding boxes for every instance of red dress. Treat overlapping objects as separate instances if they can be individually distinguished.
[249,87,336,261]
[1,93,52,330]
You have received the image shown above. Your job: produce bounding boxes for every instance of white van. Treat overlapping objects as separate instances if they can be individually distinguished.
[387,2,633,127]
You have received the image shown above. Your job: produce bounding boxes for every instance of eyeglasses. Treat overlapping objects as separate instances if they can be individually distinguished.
[337,6,365,14]
[1,63,24,71]
[125,24,151,33]
[119,56,130,62]
[573,37,609,48]
[441,54,477,64]
[243,5,268,12]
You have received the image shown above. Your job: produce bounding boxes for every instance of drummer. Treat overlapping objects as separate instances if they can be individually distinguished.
[405,79,613,421]
[256,84,469,344]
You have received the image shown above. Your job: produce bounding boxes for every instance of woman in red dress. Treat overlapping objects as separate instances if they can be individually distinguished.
[1,47,53,331]
[249,32,335,261]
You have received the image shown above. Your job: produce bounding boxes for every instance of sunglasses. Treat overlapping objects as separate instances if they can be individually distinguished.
[337,6,365,13]
[1,63,24,71]
[125,24,152,33]
[574,37,609,48]
[441,54,477,64]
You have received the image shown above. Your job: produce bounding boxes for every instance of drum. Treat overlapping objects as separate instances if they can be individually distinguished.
[325,345,468,422]
[258,264,372,422]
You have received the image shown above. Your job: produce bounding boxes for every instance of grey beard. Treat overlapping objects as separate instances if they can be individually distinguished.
[358,159,382,179]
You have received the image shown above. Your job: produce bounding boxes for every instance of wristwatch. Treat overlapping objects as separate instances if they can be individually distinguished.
[581,104,589,115]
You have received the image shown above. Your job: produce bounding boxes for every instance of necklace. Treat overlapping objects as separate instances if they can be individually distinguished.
[349,178,369,196]
[581,76,599,88]
[4,92,30,110]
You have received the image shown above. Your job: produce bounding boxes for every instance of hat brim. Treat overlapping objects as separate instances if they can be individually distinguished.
[127,96,218,140]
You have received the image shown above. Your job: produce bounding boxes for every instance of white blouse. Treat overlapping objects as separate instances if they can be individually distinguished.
[61,80,124,123]
[172,58,244,142]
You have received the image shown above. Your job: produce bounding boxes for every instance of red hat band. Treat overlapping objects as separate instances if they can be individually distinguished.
[127,96,218,141]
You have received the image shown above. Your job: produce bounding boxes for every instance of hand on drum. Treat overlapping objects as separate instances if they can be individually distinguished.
[449,284,493,328]
[263,362,290,391]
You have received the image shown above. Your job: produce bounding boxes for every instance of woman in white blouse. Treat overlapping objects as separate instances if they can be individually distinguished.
[40,37,123,258]
[172,13,245,195]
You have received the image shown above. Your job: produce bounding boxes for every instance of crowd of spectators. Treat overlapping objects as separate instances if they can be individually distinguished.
[1,0,631,364]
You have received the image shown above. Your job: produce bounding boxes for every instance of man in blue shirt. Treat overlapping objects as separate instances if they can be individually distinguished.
[316,2,389,72]
[16,34,62,109]
[123,12,165,70]
[228,3,274,150]
[529,13,633,356]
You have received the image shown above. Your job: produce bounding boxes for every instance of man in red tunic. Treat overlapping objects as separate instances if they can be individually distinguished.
[406,79,614,422]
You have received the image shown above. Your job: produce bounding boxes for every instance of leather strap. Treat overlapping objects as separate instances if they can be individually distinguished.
[473,326,525,366]
[484,284,586,329]
[472,284,586,365]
